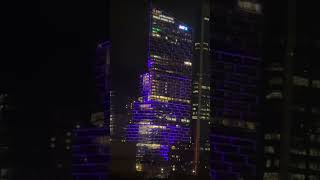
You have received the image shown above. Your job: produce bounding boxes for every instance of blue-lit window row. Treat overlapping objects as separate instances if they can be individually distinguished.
[72,128,110,179]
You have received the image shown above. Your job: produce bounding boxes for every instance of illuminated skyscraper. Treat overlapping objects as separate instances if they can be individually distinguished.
[127,6,193,179]
[192,0,211,176]
[72,41,111,180]
[209,0,263,179]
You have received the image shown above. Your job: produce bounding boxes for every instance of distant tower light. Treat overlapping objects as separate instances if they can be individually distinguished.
[179,25,188,31]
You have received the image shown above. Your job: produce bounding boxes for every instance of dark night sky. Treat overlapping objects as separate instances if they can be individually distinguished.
[20,0,108,126]
[0,0,108,164]
[110,0,198,107]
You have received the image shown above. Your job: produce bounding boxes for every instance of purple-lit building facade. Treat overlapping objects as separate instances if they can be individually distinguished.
[209,0,263,180]
[126,7,193,178]
[72,41,111,180]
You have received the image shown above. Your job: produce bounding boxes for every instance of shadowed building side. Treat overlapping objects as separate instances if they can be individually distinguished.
[72,42,111,180]
[209,0,263,179]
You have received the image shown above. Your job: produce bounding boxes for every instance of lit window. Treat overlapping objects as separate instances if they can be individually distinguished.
[266,159,272,167]
[309,148,320,157]
[152,27,161,33]
[166,116,176,121]
[312,80,320,88]
[268,64,283,72]
[181,118,190,123]
[263,172,279,180]
[265,133,280,140]
[201,85,210,90]
[265,146,275,154]
[136,163,143,172]
[290,148,307,156]
[238,0,262,14]
[246,122,256,130]
[152,33,161,38]
[172,165,176,171]
[152,13,175,24]
[266,91,283,99]
[179,25,188,31]
[140,104,152,110]
[293,76,309,87]
[290,174,305,180]
[137,143,161,149]
[184,61,192,66]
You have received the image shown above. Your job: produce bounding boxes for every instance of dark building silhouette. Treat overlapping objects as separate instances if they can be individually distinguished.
[72,42,111,180]
[0,93,11,180]
[109,90,130,143]
[262,1,291,179]
[209,0,263,179]
[110,90,116,139]
[47,128,73,180]
[262,0,320,179]
[191,0,211,176]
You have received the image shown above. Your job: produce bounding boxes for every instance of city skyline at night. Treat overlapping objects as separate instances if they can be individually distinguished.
[0,1,317,180]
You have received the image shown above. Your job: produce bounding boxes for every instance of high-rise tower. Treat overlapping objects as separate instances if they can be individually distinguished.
[127,6,194,179]
[72,41,111,180]
[262,1,320,179]
[192,0,211,176]
[209,0,263,179]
